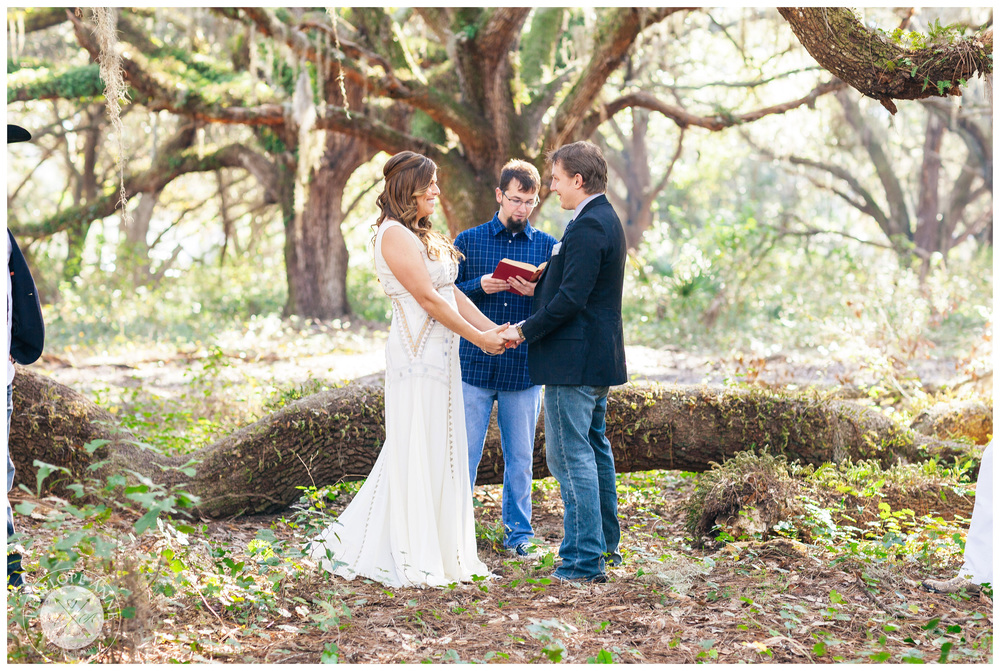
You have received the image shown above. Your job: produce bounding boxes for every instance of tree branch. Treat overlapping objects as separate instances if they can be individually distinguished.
[579,78,846,138]
[549,7,688,147]
[10,7,75,33]
[648,127,686,203]
[667,66,827,90]
[67,9,289,127]
[9,144,276,238]
[778,7,992,114]
[835,89,911,239]
[236,7,492,152]
[314,107,442,162]
[478,8,531,62]
[787,155,890,228]
[782,213,901,252]
[412,8,453,44]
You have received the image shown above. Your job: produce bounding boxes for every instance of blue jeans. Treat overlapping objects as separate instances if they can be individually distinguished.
[545,384,621,580]
[464,382,541,548]
[6,383,13,537]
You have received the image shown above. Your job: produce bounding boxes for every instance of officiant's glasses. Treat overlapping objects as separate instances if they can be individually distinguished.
[502,192,539,210]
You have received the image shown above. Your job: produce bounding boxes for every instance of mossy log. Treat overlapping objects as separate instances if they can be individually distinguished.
[910,400,992,446]
[8,368,978,519]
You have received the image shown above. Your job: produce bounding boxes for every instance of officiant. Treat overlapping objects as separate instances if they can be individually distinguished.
[453,159,556,559]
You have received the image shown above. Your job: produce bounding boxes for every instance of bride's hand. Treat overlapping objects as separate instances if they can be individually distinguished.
[478,323,509,355]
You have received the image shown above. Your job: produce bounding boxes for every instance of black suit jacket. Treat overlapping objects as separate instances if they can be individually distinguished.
[8,230,44,365]
[521,194,627,386]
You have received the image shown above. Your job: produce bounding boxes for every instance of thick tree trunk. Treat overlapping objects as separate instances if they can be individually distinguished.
[914,114,946,258]
[9,368,978,519]
[283,164,353,319]
[283,74,378,319]
[437,156,501,236]
[63,106,103,281]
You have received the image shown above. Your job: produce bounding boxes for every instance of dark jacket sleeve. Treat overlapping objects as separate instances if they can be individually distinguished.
[520,217,605,343]
[8,231,44,364]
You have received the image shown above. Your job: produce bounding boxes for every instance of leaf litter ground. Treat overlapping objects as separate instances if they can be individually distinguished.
[6,327,993,663]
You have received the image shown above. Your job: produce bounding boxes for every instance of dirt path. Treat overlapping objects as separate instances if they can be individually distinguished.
[35,327,980,400]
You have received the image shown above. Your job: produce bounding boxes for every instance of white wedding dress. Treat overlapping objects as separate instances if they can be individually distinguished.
[308,220,491,587]
[958,441,992,584]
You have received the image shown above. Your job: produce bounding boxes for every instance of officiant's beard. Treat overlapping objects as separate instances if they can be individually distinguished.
[505,217,527,235]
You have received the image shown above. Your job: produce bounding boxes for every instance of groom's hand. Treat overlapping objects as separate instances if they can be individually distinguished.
[500,325,523,348]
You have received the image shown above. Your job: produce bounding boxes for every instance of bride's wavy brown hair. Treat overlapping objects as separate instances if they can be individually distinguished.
[374,151,462,263]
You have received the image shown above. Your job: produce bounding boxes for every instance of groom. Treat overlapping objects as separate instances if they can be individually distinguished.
[505,141,627,583]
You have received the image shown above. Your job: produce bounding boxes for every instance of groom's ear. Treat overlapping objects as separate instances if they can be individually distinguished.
[495,187,503,205]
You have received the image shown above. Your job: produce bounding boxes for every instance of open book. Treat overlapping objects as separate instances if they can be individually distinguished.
[492,258,547,295]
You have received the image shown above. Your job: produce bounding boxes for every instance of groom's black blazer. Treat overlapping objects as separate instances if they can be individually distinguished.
[8,230,45,365]
[520,194,627,386]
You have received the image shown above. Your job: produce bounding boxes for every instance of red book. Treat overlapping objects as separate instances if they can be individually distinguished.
[491,258,547,295]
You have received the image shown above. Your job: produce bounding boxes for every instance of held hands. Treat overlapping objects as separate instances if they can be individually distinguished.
[479,323,511,355]
[500,325,524,349]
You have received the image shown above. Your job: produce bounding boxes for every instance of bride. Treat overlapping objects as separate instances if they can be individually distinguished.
[308,151,511,588]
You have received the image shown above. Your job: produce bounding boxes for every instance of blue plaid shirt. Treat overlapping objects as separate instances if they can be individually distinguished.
[454,214,557,390]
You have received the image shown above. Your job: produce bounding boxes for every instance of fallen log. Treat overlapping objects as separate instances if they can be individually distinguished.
[8,367,979,518]
[910,400,992,446]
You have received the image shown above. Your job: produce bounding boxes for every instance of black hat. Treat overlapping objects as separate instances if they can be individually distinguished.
[8,125,31,143]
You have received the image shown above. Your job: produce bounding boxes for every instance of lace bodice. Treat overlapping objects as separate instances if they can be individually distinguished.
[374,221,458,298]
[375,220,459,361]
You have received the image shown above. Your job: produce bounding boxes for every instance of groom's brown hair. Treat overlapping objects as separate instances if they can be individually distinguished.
[548,141,608,195]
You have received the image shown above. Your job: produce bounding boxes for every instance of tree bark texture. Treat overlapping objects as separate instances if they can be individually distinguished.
[779,7,992,114]
[9,368,977,520]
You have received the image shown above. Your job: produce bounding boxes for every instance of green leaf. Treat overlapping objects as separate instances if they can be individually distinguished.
[938,642,953,663]
[33,460,70,496]
[82,439,111,455]
[813,641,826,656]
[587,649,615,664]
[321,642,339,664]
[134,508,161,535]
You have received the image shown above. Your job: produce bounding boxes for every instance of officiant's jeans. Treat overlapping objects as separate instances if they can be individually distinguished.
[545,384,621,580]
[464,383,541,548]
[6,383,14,535]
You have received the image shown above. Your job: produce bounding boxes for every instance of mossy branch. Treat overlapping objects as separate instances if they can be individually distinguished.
[9,143,276,238]
[779,7,993,114]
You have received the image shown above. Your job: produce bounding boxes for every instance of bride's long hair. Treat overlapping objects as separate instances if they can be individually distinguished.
[373,151,462,262]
